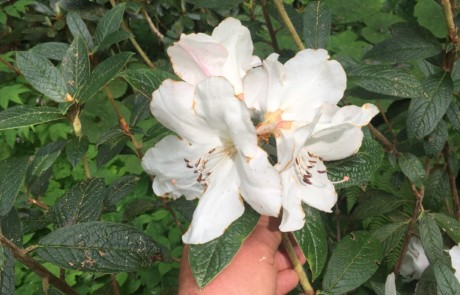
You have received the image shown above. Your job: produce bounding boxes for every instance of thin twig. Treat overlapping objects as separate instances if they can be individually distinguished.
[259,0,280,52]
[335,202,341,241]
[0,57,21,75]
[441,0,459,72]
[104,86,144,158]
[28,198,49,210]
[424,158,431,177]
[282,233,314,295]
[444,143,460,220]
[109,0,156,68]
[141,5,164,41]
[111,273,120,295]
[272,0,305,50]
[376,101,397,143]
[0,234,78,295]
[368,124,400,156]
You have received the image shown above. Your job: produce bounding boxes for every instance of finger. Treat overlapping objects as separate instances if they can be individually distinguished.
[276,269,300,295]
[245,216,282,253]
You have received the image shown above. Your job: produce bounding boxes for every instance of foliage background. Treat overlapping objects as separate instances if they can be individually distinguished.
[0,0,459,294]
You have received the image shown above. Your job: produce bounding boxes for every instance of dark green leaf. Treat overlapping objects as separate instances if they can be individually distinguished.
[29,141,66,177]
[53,178,106,228]
[169,198,196,223]
[96,30,132,52]
[61,35,90,95]
[37,221,163,272]
[347,65,422,98]
[423,120,448,158]
[415,265,437,295]
[129,94,150,126]
[432,213,460,243]
[371,221,408,257]
[104,175,139,208]
[344,186,362,214]
[1,208,23,247]
[293,205,327,281]
[0,106,64,130]
[419,213,443,262]
[303,1,331,49]
[0,247,14,295]
[398,153,425,187]
[433,261,460,294]
[75,52,134,103]
[19,209,53,235]
[327,129,384,189]
[423,169,450,211]
[446,99,460,131]
[95,3,126,45]
[0,157,28,218]
[16,51,68,102]
[66,11,94,49]
[322,231,383,294]
[407,73,453,139]
[364,24,442,62]
[189,206,259,288]
[121,68,176,99]
[185,0,243,9]
[27,168,52,197]
[352,191,406,220]
[30,42,69,61]
[96,129,128,168]
[66,136,89,168]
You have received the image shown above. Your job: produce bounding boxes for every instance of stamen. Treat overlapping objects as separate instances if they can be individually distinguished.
[317,170,327,174]
[332,176,350,184]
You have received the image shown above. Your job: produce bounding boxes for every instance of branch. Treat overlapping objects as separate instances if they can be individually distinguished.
[368,123,400,156]
[259,0,280,52]
[272,0,305,50]
[141,5,164,42]
[0,234,78,295]
[0,57,21,75]
[441,0,459,72]
[444,143,460,220]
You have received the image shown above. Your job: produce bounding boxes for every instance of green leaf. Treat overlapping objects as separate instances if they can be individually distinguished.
[96,30,132,52]
[419,213,443,262]
[66,11,94,49]
[75,52,134,103]
[96,129,128,168]
[407,73,453,139]
[189,206,259,288]
[423,169,450,211]
[1,208,23,247]
[129,94,150,126]
[121,69,176,99]
[433,261,460,295]
[0,157,28,218]
[0,84,29,109]
[415,265,437,295]
[185,0,243,9]
[29,141,66,177]
[431,213,460,244]
[398,153,425,187]
[423,120,448,158]
[66,136,89,168]
[327,129,384,189]
[352,190,406,220]
[95,3,126,45]
[414,0,447,38]
[0,248,14,294]
[446,99,460,131]
[0,106,64,131]
[30,42,69,61]
[104,175,139,208]
[61,35,90,95]
[347,65,422,98]
[37,221,163,272]
[303,1,331,49]
[293,205,327,281]
[364,24,442,63]
[322,231,383,294]
[169,198,196,223]
[16,51,68,102]
[371,221,408,257]
[53,178,106,228]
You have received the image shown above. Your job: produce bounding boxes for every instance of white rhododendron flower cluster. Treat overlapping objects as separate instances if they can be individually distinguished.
[142,17,378,244]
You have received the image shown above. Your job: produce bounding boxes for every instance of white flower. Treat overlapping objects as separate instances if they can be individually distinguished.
[167,17,260,95]
[142,77,282,244]
[244,49,378,231]
[385,272,397,295]
[448,244,460,282]
[400,237,430,281]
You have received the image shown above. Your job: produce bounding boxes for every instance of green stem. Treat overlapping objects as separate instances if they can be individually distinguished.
[282,233,314,295]
[272,0,305,50]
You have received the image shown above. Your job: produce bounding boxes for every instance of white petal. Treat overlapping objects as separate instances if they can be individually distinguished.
[167,33,226,85]
[279,151,337,232]
[400,237,429,281]
[236,147,282,217]
[194,77,258,158]
[385,273,397,295]
[142,135,206,200]
[449,244,460,282]
[182,158,244,244]
[151,79,218,142]
[306,104,379,161]
[212,17,259,94]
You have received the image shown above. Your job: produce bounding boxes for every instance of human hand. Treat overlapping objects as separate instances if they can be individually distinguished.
[178,216,306,295]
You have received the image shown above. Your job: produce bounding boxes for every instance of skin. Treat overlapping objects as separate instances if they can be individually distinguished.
[178,216,306,295]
